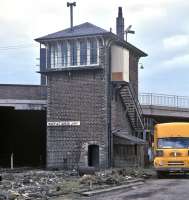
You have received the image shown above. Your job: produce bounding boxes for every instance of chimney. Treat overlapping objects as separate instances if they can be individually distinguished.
[116,7,124,40]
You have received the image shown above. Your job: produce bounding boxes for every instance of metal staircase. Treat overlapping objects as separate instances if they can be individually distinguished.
[119,82,145,135]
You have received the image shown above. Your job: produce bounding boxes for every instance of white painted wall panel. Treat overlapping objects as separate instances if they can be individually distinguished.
[111,45,129,82]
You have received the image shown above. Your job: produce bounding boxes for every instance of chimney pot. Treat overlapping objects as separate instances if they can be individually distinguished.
[118,7,123,17]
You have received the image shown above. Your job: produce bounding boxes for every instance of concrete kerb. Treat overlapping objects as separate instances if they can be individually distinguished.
[78,178,144,197]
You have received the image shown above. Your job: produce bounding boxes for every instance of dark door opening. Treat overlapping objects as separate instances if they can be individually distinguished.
[88,145,99,167]
[0,107,46,168]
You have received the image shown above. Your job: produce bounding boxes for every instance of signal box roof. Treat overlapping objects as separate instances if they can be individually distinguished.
[35,22,147,57]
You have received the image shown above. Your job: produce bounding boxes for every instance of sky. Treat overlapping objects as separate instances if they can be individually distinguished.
[0,0,189,96]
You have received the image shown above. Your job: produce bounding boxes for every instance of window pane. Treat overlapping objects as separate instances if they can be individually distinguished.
[70,41,77,66]
[47,45,51,69]
[57,44,61,66]
[50,45,54,68]
[80,40,87,65]
[90,40,97,64]
[61,42,67,67]
[50,45,56,68]
[50,44,59,68]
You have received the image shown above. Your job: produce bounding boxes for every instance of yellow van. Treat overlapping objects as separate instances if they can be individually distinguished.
[153,123,189,177]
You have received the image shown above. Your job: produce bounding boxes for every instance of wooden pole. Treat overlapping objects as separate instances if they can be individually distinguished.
[11,153,14,169]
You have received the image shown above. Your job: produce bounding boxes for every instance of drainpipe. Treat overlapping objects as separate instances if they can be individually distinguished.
[102,36,119,168]
[107,46,112,168]
[105,38,115,168]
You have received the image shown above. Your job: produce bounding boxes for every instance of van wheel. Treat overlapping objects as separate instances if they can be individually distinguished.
[157,171,166,178]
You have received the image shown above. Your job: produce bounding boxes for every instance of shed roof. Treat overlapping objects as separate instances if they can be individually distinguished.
[113,129,146,144]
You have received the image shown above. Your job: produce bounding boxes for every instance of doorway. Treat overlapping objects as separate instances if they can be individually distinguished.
[88,145,99,167]
[0,107,46,168]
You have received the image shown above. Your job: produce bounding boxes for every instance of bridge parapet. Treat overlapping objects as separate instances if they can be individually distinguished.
[0,84,47,110]
[139,93,189,109]
[139,93,189,119]
[0,99,47,110]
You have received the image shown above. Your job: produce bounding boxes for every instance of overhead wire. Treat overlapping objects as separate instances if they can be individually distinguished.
[0,43,38,51]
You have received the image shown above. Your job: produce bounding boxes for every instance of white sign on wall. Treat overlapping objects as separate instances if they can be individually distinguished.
[47,121,80,127]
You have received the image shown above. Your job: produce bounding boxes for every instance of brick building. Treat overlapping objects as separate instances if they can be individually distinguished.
[35,7,147,169]
[0,84,46,167]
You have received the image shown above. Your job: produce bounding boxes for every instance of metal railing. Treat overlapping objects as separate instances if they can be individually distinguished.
[126,83,144,129]
[120,82,145,130]
[139,93,189,109]
[127,83,144,119]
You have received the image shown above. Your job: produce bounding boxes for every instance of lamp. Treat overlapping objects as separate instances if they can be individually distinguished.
[139,63,144,69]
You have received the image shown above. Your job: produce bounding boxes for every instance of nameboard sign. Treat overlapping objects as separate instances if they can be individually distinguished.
[47,121,80,127]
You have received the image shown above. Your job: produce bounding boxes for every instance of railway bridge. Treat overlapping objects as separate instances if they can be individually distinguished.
[139,93,189,132]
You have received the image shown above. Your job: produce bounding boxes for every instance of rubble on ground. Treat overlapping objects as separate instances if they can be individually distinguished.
[0,169,80,200]
[0,167,153,199]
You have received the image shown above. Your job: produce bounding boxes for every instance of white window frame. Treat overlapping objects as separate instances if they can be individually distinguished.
[49,38,100,69]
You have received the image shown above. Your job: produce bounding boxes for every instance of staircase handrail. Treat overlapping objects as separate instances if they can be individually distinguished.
[124,82,144,129]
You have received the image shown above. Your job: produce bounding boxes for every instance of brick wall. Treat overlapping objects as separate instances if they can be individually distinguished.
[129,53,139,96]
[0,84,47,100]
[111,91,132,134]
[46,69,109,169]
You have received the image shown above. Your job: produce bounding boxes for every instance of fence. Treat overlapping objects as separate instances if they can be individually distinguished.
[139,93,189,109]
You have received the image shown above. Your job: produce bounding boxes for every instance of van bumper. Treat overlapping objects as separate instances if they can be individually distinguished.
[156,167,189,172]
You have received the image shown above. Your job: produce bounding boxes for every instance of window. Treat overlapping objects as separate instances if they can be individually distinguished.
[47,45,51,69]
[90,40,97,64]
[158,137,189,148]
[50,45,54,68]
[50,44,58,68]
[48,39,99,68]
[70,40,77,66]
[80,40,87,65]
[61,42,67,67]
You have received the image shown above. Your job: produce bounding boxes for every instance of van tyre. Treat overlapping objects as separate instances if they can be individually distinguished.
[157,171,166,178]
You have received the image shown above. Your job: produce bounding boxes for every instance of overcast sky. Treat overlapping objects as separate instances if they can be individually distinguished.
[0,0,189,96]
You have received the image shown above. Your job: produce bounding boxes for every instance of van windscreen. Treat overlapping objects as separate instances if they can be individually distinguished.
[158,137,189,148]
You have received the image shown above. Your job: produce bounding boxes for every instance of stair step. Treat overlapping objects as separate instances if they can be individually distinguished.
[119,85,145,131]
